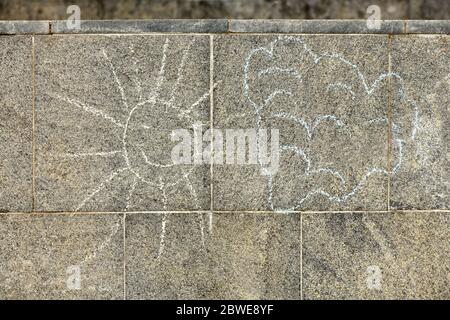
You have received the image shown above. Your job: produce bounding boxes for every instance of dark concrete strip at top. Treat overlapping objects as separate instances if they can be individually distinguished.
[0,20,449,35]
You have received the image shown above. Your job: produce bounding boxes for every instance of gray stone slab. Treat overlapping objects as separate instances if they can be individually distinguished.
[213,35,390,211]
[0,21,49,34]
[303,212,450,299]
[406,20,450,34]
[390,35,449,210]
[300,19,405,34]
[0,213,124,299]
[35,35,211,212]
[125,212,300,299]
[51,19,228,34]
[0,36,33,212]
[229,19,404,34]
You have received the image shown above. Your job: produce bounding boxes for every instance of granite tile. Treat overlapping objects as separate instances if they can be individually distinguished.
[213,35,391,211]
[0,213,124,299]
[125,212,300,299]
[35,35,211,212]
[0,36,33,212]
[51,19,228,34]
[303,212,450,299]
[390,35,449,209]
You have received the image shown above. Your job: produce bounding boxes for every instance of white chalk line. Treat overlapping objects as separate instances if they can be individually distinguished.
[78,216,122,266]
[243,35,420,211]
[156,177,168,260]
[168,37,195,105]
[258,66,303,80]
[136,37,169,107]
[182,171,205,247]
[124,176,138,212]
[139,146,175,168]
[54,37,211,260]
[271,111,345,139]
[103,48,129,111]
[130,44,143,103]
[326,83,356,100]
[54,151,123,159]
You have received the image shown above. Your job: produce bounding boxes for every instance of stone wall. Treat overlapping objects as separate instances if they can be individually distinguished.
[0,20,448,299]
[0,0,450,20]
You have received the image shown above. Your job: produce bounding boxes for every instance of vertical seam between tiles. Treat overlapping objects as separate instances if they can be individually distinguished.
[209,35,214,212]
[31,36,36,212]
[123,213,127,300]
[387,35,393,212]
[300,213,303,300]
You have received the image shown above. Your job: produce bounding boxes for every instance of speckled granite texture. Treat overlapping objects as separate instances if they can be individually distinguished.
[0,21,448,300]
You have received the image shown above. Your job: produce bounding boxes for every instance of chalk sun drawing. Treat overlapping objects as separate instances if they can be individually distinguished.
[49,37,212,259]
[244,36,420,211]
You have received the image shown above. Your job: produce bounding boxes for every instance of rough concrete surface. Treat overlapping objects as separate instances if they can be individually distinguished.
[126,212,300,299]
[0,213,124,299]
[0,36,33,212]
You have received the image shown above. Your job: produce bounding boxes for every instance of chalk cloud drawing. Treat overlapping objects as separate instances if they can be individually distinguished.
[48,37,211,259]
[244,36,420,211]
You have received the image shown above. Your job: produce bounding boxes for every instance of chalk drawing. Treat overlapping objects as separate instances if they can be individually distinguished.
[243,36,420,211]
[49,37,211,259]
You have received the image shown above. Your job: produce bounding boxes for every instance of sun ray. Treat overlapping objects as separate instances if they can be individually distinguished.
[55,151,123,159]
[49,93,125,128]
[168,37,195,104]
[182,171,205,247]
[78,217,122,265]
[102,48,130,111]
[75,167,129,211]
[208,212,213,233]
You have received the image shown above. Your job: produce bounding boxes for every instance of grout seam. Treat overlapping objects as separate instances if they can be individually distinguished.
[300,213,303,300]
[31,36,36,212]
